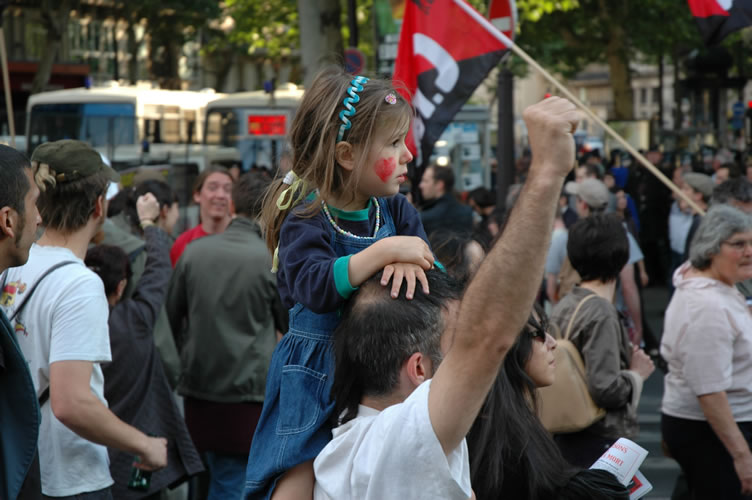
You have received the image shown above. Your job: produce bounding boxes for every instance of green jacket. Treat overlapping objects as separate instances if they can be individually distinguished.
[165,217,287,403]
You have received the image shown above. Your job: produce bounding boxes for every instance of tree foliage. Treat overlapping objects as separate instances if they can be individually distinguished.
[121,0,221,87]
[205,0,299,60]
[505,0,706,119]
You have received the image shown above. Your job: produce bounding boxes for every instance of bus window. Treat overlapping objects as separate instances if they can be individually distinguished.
[204,107,288,170]
[143,104,182,144]
[205,109,241,147]
[28,102,136,152]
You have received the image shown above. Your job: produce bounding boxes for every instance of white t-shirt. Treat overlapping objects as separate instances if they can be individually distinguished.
[313,380,472,500]
[0,244,113,496]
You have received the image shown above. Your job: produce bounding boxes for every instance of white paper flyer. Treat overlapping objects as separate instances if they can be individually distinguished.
[590,438,653,500]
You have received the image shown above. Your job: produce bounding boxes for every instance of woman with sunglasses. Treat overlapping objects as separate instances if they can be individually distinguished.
[467,303,629,499]
[661,205,752,499]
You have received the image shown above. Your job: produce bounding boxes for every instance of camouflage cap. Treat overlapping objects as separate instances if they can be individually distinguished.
[31,139,120,183]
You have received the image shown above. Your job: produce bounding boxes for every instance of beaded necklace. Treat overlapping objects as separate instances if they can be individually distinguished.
[321,198,381,239]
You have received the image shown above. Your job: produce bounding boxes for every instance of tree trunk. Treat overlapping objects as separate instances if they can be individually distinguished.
[211,50,234,92]
[297,0,344,87]
[126,20,140,84]
[30,0,72,95]
[148,25,182,89]
[605,24,633,120]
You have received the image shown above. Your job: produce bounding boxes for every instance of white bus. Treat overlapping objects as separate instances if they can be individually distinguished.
[203,84,304,171]
[25,83,235,168]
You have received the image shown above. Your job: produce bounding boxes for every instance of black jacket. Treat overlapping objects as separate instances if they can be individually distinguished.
[420,193,474,238]
[103,226,203,498]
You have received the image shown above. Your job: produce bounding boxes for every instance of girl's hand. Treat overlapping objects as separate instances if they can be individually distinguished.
[381,263,429,299]
[380,236,433,270]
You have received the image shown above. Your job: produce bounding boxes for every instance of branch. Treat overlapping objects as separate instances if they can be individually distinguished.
[558,25,588,50]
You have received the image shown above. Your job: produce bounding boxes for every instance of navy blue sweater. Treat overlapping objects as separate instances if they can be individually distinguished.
[277,195,428,312]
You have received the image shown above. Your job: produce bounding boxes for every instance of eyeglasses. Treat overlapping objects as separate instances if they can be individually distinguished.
[722,239,752,251]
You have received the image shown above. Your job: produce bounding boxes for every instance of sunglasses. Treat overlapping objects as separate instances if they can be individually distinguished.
[527,315,549,343]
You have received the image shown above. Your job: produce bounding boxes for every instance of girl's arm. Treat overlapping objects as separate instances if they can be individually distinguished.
[347,236,433,287]
[280,207,433,313]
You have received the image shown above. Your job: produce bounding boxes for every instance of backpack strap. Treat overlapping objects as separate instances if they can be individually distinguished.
[563,293,598,341]
[6,260,78,407]
[9,261,78,322]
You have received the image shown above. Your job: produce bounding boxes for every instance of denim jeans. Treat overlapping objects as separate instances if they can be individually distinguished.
[205,452,247,500]
[43,486,113,500]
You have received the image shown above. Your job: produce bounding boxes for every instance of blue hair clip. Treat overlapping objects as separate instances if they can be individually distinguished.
[336,76,370,142]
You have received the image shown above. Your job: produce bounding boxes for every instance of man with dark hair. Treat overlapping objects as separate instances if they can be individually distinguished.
[0,140,167,498]
[166,172,287,499]
[170,165,234,266]
[550,214,654,467]
[329,270,462,425]
[313,97,582,499]
[418,165,473,238]
[0,145,43,499]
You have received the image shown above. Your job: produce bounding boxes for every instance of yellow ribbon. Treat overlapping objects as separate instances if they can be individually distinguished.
[276,172,307,211]
[272,171,307,273]
[272,246,280,273]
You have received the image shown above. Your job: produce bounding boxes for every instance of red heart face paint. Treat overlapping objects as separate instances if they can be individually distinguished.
[375,157,397,183]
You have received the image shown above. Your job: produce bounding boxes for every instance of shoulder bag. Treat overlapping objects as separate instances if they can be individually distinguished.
[537,293,606,434]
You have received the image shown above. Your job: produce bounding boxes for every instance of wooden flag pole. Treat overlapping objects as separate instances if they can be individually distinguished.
[455,0,706,216]
[0,27,15,148]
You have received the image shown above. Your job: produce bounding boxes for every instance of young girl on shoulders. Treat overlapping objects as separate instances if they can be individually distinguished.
[244,68,434,500]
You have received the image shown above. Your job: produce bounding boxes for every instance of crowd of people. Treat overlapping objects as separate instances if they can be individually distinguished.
[1,66,752,500]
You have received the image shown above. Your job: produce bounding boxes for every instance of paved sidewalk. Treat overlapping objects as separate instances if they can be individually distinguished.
[635,286,680,500]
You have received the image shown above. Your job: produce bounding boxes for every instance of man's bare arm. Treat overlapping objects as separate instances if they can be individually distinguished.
[49,360,168,470]
[428,97,581,454]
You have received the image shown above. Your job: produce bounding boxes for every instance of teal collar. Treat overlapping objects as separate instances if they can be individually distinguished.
[326,198,373,221]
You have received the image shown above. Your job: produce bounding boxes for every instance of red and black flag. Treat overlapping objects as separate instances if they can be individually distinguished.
[688,0,752,46]
[393,0,510,167]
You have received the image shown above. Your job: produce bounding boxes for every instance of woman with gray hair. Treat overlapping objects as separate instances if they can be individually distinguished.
[661,204,752,499]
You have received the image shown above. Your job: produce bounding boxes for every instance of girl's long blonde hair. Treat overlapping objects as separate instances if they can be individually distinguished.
[261,67,413,255]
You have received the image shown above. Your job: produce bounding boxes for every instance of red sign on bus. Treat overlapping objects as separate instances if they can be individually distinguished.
[248,115,287,136]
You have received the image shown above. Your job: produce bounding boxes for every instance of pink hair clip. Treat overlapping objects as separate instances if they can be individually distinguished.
[385,93,398,105]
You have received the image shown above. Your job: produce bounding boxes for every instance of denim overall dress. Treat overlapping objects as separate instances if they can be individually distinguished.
[244,197,398,499]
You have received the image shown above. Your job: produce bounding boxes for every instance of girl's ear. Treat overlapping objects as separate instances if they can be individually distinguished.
[335,142,356,172]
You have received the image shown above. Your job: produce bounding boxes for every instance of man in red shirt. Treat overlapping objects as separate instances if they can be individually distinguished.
[170,166,234,266]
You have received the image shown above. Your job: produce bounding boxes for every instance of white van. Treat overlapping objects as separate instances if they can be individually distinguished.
[203,84,304,171]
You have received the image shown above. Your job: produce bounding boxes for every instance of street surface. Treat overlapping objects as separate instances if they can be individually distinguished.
[635,286,680,500]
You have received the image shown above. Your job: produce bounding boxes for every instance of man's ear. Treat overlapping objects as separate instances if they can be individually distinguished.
[404,352,431,387]
[0,206,17,240]
[193,191,201,205]
[93,195,106,219]
[335,142,356,172]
